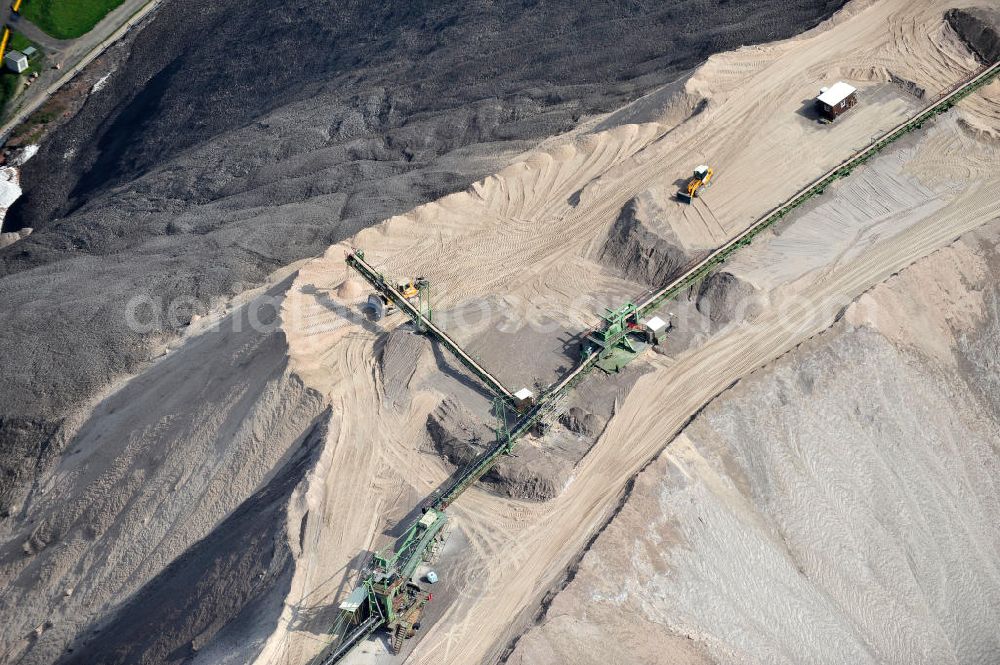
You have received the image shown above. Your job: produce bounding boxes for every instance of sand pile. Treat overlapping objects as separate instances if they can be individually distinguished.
[263,2,1000,664]
[506,221,1000,665]
[335,278,362,300]
[598,192,709,287]
[558,407,605,437]
[946,8,1000,141]
[426,398,494,470]
[427,398,572,501]
[377,329,426,408]
[0,167,22,234]
[0,228,31,249]
[695,270,763,327]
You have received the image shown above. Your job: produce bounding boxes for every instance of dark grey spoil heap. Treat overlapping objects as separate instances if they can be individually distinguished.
[0,1,849,660]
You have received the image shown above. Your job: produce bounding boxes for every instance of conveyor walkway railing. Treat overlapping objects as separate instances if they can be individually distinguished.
[314,615,384,665]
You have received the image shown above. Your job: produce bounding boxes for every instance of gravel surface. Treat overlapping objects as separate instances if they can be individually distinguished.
[0,0,846,514]
[506,221,1000,665]
[0,277,327,665]
[273,4,996,661]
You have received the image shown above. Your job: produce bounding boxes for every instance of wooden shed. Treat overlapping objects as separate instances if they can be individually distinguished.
[815,81,858,120]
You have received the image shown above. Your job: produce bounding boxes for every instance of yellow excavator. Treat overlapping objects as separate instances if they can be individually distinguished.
[677,164,714,203]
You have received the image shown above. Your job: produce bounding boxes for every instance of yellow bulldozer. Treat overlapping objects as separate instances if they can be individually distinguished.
[396,280,419,299]
[367,279,423,320]
[677,164,714,203]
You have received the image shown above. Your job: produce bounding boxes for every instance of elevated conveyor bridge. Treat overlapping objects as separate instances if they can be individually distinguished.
[346,251,519,411]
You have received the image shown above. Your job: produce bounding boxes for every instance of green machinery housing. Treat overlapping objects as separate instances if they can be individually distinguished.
[581,302,644,372]
[314,508,450,664]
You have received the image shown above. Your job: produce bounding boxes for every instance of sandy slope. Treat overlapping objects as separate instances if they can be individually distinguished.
[265,1,1000,663]
[1,2,850,526]
[507,222,1000,664]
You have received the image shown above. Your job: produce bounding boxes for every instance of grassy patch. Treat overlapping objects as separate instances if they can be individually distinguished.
[1,30,44,115]
[0,74,18,112]
[9,31,35,52]
[20,0,126,40]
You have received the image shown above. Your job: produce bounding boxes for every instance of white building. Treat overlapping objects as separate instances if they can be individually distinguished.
[4,50,28,74]
[513,388,534,410]
[643,316,668,344]
[815,81,858,120]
